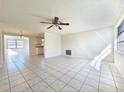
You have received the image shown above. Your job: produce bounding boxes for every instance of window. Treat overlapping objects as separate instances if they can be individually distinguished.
[7,39,16,49]
[17,40,24,48]
[7,39,24,49]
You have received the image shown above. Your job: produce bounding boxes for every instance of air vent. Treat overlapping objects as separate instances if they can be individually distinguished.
[66,50,71,55]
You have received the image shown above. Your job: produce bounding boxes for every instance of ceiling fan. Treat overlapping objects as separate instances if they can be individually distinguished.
[40,17,69,30]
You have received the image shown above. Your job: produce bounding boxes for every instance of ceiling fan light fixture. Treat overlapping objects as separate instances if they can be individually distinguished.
[18,31,24,39]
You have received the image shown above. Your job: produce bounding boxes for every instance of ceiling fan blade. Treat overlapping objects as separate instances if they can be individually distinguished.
[29,14,52,21]
[40,22,52,24]
[47,25,54,29]
[58,25,62,30]
[59,23,69,25]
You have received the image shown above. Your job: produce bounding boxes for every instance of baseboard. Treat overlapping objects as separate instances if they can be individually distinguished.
[45,55,62,59]
[62,55,93,60]
[102,60,114,63]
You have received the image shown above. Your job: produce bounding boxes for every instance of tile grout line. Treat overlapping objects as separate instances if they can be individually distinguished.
[16,55,82,92]
[42,69,77,92]
[17,56,58,92]
[59,62,89,92]
[75,62,92,91]
[4,55,121,92]
[5,58,11,92]
[108,64,118,92]
[30,70,58,92]
[72,63,89,91]
[3,55,122,92]
[12,57,34,92]
[59,73,79,92]
[98,62,102,92]
[79,67,92,92]
[74,63,91,91]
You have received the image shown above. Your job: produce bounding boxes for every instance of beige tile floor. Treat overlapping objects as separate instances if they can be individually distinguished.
[0,55,124,92]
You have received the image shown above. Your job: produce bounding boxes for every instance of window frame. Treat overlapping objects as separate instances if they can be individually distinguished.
[7,39,24,49]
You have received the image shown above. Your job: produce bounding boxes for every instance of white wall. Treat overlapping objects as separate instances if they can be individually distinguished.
[62,27,114,62]
[44,32,61,58]
[0,32,2,68]
[114,13,124,76]
[115,53,124,76]
[0,32,4,68]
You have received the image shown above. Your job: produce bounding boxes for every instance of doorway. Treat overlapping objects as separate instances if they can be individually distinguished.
[4,35,29,58]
